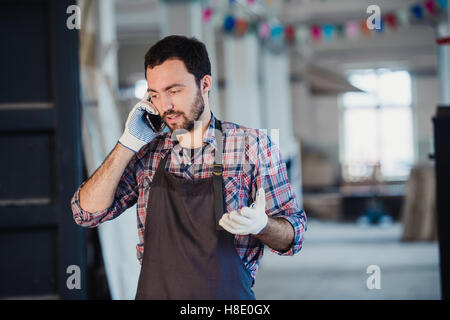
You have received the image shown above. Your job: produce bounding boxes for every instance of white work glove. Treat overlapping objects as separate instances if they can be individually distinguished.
[219,188,268,235]
[118,92,163,153]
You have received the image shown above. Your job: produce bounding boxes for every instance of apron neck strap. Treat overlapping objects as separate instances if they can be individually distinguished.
[213,118,223,176]
[212,118,224,230]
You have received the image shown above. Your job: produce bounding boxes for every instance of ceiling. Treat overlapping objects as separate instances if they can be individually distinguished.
[114,0,439,73]
[115,0,424,33]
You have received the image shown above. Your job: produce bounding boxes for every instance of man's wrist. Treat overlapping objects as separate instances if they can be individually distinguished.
[116,141,139,161]
[254,217,294,253]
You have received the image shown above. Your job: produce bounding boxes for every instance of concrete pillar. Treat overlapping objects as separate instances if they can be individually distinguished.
[202,24,222,119]
[260,44,302,205]
[223,33,262,128]
[79,0,141,299]
[160,0,202,38]
[260,46,296,156]
[96,0,122,152]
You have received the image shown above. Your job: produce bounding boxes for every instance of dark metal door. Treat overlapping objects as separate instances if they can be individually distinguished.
[0,0,86,299]
[433,106,450,300]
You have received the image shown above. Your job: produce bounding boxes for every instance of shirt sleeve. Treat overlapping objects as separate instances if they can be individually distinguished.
[252,130,307,256]
[70,151,140,228]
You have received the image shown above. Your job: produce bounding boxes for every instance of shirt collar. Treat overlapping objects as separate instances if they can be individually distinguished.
[161,111,218,151]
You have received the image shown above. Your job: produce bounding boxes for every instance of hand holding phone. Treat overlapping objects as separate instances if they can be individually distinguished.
[118,92,167,153]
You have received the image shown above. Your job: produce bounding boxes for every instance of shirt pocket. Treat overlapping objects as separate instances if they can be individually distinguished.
[222,170,244,212]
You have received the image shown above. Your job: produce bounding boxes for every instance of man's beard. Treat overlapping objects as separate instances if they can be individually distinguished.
[162,88,205,132]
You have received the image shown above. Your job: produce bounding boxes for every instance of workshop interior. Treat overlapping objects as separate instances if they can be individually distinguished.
[0,0,449,300]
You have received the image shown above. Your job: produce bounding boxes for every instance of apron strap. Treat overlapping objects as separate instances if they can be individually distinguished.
[213,118,224,230]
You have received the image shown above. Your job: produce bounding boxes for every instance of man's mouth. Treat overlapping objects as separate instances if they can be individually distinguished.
[166,114,181,123]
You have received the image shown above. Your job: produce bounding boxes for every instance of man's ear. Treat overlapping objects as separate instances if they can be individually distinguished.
[201,75,213,95]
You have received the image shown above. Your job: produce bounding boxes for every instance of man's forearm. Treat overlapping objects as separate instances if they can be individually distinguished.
[254,217,294,253]
[79,142,135,212]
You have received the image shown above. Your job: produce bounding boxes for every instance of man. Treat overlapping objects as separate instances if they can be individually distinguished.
[71,35,306,300]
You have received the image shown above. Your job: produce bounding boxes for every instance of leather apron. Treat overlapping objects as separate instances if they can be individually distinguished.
[135,118,255,300]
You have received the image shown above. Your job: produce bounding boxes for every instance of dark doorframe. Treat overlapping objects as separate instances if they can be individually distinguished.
[433,106,450,300]
[0,0,86,299]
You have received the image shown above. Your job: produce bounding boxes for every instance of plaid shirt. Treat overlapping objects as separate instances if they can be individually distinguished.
[71,112,306,284]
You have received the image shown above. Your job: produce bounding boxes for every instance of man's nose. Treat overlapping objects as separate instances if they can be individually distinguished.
[159,94,174,114]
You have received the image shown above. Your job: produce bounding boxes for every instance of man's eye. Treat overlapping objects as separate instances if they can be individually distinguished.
[169,90,180,95]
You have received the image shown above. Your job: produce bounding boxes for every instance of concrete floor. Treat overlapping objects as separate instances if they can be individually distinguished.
[252,219,441,300]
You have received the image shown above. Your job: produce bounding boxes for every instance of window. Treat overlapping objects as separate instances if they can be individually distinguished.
[134,79,147,99]
[340,69,414,181]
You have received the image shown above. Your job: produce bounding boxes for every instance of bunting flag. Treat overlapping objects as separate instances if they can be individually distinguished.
[271,24,284,38]
[425,0,437,14]
[206,0,449,47]
[202,7,213,23]
[322,24,334,41]
[235,18,248,36]
[223,15,235,32]
[384,13,398,29]
[310,25,322,41]
[284,25,296,43]
[411,4,424,20]
[346,21,359,39]
[396,9,410,26]
[376,18,385,33]
[360,19,371,36]
[335,24,345,38]
[437,0,448,9]
[258,23,271,39]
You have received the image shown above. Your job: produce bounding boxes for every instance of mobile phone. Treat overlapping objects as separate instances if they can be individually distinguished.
[146,112,166,133]
[144,96,166,133]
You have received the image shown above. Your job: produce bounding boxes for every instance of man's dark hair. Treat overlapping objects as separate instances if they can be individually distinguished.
[144,35,211,90]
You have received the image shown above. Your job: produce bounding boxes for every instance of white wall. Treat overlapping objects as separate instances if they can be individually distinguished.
[291,79,341,184]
